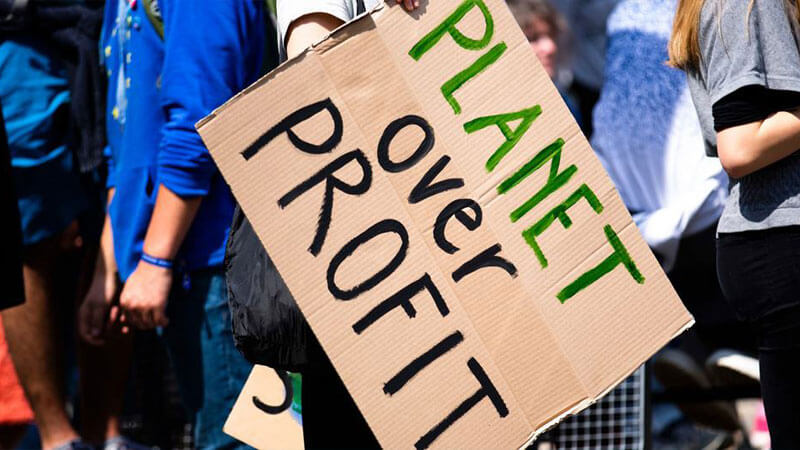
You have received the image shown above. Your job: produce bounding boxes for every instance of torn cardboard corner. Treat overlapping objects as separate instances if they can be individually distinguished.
[198,0,693,448]
[224,366,303,449]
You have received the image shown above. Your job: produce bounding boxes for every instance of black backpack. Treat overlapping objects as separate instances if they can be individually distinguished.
[225,204,323,371]
[225,0,366,372]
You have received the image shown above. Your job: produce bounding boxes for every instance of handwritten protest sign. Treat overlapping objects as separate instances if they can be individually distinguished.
[198,0,693,447]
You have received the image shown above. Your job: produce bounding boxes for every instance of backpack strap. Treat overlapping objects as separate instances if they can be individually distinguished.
[140,0,163,40]
[356,0,365,15]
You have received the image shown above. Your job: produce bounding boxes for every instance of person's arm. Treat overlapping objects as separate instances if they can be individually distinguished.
[713,87,800,178]
[285,13,344,58]
[716,110,800,178]
[118,188,200,330]
[119,0,265,330]
[283,1,424,59]
[79,188,121,344]
[701,1,800,178]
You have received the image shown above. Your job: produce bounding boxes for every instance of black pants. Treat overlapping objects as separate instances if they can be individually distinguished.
[667,223,755,360]
[717,226,800,449]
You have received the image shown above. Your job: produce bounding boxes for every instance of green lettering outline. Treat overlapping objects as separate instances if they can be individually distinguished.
[556,224,645,303]
[521,184,604,267]
[408,0,494,61]
[463,105,542,172]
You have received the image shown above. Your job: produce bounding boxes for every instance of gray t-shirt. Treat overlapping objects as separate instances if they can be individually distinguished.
[686,0,800,233]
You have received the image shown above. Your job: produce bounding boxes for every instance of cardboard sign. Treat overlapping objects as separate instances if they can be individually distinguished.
[224,366,303,449]
[198,1,693,447]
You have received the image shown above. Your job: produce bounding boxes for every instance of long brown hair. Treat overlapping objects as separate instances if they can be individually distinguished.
[668,0,800,71]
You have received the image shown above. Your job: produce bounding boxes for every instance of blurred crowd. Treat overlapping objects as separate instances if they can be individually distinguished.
[1,0,799,449]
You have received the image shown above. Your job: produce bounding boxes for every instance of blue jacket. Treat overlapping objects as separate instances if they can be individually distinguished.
[101,0,266,280]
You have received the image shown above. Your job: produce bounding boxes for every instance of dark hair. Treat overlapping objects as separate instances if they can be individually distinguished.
[506,0,566,41]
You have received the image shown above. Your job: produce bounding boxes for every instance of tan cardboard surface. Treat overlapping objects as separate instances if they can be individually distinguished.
[198,0,693,447]
[223,366,303,449]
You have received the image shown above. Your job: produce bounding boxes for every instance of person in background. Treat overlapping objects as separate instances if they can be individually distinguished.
[669,0,800,446]
[0,101,33,450]
[592,0,761,444]
[507,0,582,127]
[94,0,265,447]
[550,0,619,137]
[0,17,136,448]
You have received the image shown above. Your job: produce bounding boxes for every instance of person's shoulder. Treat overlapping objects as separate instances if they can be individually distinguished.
[696,0,749,57]
[698,0,747,33]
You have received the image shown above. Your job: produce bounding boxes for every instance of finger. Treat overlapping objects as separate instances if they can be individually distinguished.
[140,308,156,330]
[119,291,138,327]
[109,305,120,324]
[133,309,149,329]
[134,305,157,330]
[153,306,169,328]
[81,310,106,345]
[78,304,93,343]
[79,322,103,345]
[117,311,131,335]
[89,303,107,338]
[404,0,414,11]
[81,332,103,346]
[78,302,103,345]
[84,331,104,346]
[119,290,131,312]
[126,307,143,329]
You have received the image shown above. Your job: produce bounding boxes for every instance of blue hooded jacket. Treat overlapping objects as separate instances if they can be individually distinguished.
[101,0,266,280]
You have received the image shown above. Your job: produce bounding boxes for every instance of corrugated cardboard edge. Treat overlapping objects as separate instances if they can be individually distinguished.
[517,316,694,449]
[196,3,386,131]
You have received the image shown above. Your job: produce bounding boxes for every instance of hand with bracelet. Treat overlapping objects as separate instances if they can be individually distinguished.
[119,185,201,330]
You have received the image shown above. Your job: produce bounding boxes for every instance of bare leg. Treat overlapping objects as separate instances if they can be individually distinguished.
[1,227,79,449]
[69,232,133,447]
[78,328,132,445]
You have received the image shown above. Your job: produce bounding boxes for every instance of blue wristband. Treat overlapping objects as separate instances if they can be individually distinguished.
[141,252,174,269]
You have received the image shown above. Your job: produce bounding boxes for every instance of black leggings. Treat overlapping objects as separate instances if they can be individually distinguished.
[717,226,800,449]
